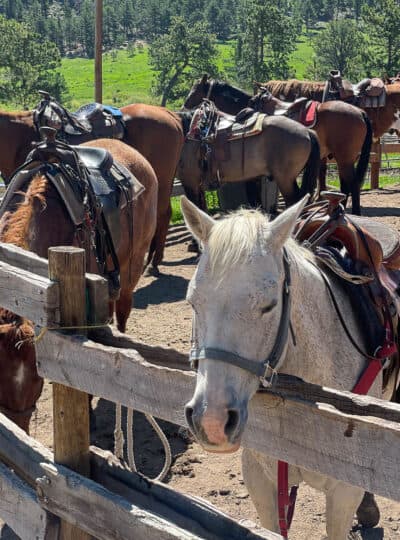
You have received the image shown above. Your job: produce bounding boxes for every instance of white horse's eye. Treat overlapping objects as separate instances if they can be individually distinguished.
[260,299,277,315]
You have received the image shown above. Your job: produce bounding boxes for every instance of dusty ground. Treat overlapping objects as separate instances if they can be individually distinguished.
[2,188,400,539]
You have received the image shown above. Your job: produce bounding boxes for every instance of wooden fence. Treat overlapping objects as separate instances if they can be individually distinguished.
[0,242,399,539]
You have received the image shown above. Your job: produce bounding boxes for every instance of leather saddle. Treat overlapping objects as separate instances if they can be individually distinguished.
[1,128,143,299]
[324,70,386,108]
[34,91,125,143]
[295,191,400,394]
[250,87,317,127]
[187,99,263,142]
[186,100,265,189]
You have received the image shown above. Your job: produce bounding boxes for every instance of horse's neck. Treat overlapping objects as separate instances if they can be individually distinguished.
[282,244,367,391]
[0,177,75,256]
[215,84,250,113]
[0,110,36,178]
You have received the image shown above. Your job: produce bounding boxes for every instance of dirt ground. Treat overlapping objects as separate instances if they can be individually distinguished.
[3,188,400,540]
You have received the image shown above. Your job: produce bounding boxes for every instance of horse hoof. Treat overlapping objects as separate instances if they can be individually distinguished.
[144,266,160,278]
[356,492,380,528]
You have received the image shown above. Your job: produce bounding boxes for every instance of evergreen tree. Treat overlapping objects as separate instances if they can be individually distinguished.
[149,16,218,106]
[0,15,67,108]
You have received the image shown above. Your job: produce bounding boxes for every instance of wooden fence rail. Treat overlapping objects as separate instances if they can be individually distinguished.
[0,413,279,540]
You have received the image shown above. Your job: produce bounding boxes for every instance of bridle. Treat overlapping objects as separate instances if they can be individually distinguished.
[189,248,292,388]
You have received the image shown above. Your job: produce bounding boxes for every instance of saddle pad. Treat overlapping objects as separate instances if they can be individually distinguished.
[227,113,266,141]
[299,101,318,128]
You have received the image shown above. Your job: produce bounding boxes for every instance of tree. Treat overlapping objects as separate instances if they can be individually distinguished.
[235,0,298,85]
[309,19,365,80]
[149,16,218,106]
[362,0,400,76]
[0,15,67,108]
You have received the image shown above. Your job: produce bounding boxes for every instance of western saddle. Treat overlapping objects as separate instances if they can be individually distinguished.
[295,191,400,393]
[186,99,265,189]
[323,70,386,107]
[250,87,317,127]
[34,91,125,143]
[1,128,141,300]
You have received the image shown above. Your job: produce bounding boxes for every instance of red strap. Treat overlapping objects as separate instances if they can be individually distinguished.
[277,330,393,538]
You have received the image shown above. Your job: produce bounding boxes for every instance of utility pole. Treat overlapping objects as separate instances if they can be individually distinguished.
[95,0,103,103]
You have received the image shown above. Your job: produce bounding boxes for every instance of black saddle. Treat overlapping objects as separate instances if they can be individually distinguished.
[8,128,135,299]
[34,91,125,143]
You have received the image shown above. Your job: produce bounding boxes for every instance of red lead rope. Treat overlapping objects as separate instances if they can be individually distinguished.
[277,322,396,539]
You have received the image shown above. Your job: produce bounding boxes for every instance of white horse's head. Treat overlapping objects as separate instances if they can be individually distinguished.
[181,196,307,453]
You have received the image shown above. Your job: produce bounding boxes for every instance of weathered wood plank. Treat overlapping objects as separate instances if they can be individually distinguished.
[37,462,227,540]
[48,246,90,540]
[0,261,60,325]
[90,446,280,540]
[0,414,279,540]
[381,142,400,154]
[0,461,59,540]
[0,242,109,325]
[36,330,400,501]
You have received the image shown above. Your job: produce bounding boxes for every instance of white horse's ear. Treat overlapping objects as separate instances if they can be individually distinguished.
[269,195,309,249]
[181,196,215,243]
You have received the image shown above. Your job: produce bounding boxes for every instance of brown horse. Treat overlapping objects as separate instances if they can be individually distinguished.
[184,77,372,214]
[264,79,400,140]
[0,104,183,274]
[176,106,320,211]
[0,139,157,433]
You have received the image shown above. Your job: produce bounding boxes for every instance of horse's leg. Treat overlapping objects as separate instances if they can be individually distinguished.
[356,492,380,528]
[115,288,133,333]
[318,158,328,197]
[147,201,172,276]
[325,482,364,540]
[181,183,205,254]
[242,448,280,533]
[274,174,301,208]
[337,162,360,215]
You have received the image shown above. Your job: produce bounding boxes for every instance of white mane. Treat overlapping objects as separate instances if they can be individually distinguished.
[208,209,271,276]
[207,208,313,277]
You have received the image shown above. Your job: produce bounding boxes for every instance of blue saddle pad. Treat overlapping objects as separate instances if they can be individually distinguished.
[103,105,123,118]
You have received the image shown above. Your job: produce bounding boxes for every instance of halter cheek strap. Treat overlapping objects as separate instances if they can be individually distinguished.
[189,248,292,387]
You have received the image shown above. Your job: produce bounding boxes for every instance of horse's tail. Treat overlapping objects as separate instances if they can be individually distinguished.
[299,129,320,199]
[355,112,373,188]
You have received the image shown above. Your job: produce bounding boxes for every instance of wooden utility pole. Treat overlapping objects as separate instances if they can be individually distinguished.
[95,0,103,103]
[49,246,90,540]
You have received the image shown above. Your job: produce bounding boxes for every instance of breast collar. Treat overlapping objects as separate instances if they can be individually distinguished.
[189,248,292,388]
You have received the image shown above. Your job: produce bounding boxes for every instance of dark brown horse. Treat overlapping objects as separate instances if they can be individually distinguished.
[0,104,183,274]
[0,139,157,433]
[184,77,372,214]
[264,79,400,140]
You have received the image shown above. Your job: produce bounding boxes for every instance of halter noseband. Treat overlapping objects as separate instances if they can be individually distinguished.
[190,249,292,387]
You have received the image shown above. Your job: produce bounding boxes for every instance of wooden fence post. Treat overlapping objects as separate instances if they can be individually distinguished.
[48,247,91,540]
[370,140,382,189]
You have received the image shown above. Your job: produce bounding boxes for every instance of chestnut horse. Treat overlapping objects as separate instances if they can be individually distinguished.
[264,79,400,140]
[0,138,157,433]
[0,104,183,274]
[184,77,372,214]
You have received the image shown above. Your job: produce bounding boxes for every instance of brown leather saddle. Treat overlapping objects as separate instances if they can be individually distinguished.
[295,192,400,395]
[250,87,318,127]
[324,70,386,108]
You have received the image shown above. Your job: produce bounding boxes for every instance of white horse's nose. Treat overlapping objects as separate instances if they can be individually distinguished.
[185,401,241,447]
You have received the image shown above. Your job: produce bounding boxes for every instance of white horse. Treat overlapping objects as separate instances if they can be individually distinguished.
[181,195,395,540]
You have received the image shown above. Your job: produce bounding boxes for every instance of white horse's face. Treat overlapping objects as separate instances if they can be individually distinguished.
[181,196,307,453]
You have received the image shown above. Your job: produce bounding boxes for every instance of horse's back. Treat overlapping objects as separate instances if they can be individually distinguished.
[121,103,183,136]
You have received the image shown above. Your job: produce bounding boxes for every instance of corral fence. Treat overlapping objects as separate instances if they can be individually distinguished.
[0,243,399,539]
